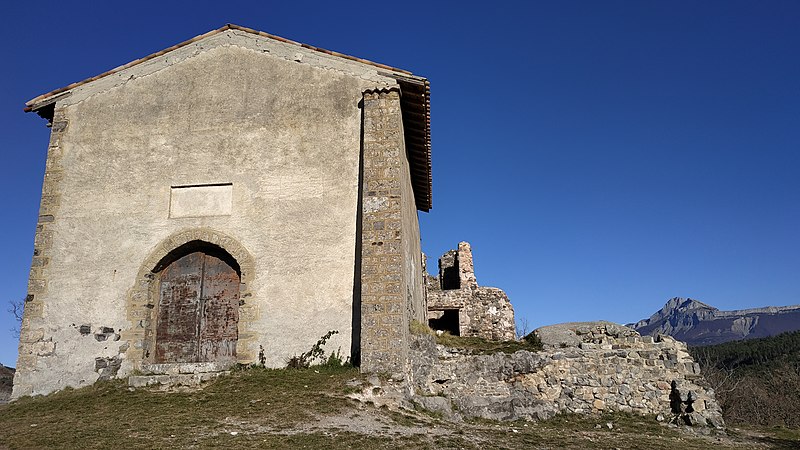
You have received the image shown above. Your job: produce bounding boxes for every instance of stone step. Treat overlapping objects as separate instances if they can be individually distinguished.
[128,371,229,389]
[140,361,232,375]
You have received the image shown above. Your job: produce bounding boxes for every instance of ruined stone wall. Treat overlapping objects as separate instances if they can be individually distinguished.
[427,288,516,341]
[14,31,408,397]
[454,242,477,288]
[422,253,439,294]
[427,242,516,341]
[437,250,459,290]
[408,323,724,427]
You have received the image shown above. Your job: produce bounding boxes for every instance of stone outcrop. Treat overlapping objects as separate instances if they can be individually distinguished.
[426,242,516,341]
[629,297,800,346]
[407,322,724,427]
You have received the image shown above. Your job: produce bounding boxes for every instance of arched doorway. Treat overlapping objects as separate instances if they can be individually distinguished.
[155,244,240,364]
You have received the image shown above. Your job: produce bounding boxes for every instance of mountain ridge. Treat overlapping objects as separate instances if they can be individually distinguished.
[628,297,800,346]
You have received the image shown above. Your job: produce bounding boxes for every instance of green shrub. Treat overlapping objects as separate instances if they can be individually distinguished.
[286,330,346,369]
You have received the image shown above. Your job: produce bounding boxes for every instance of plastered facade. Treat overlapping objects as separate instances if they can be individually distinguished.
[15,27,430,397]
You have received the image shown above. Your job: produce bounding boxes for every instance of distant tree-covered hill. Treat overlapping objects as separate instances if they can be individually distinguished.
[691,330,800,372]
[690,331,800,428]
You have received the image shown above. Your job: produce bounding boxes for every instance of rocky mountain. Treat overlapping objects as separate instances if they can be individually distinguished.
[628,297,800,346]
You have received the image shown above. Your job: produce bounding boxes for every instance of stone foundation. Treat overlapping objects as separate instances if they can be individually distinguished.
[407,322,724,427]
[128,361,232,390]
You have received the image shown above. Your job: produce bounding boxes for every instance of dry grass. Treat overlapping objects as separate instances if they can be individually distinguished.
[435,332,543,355]
[0,365,797,449]
[411,320,543,355]
[0,366,359,449]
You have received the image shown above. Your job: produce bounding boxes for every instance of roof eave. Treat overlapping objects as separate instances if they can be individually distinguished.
[393,76,431,212]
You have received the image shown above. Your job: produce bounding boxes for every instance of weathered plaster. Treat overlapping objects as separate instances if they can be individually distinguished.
[49,30,400,111]
[15,41,408,397]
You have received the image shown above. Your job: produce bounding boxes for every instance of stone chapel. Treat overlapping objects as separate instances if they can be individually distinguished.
[14,24,431,397]
[12,25,721,430]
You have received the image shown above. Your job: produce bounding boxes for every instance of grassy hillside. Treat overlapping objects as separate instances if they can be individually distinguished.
[690,331,800,428]
[0,365,798,449]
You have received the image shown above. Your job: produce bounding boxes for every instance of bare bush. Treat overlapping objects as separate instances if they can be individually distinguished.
[516,316,530,340]
[692,333,800,428]
[703,362,800,427]
[8,298,24,338]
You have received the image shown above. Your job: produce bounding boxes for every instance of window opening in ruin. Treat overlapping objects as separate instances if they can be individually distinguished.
[429,309,460,336]
[440,263,460,290]
[154,242,240,364]
[438,249,462,290]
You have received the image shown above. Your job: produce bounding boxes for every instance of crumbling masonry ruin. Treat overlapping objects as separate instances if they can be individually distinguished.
[405,322,724,427]
[425,242,516,341]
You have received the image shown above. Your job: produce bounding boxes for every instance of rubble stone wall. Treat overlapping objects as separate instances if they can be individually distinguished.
[427,288,516,341]
[426,242,516,341]
[359,88,419,377]
[408,323,724,427]
[454,242,477,289]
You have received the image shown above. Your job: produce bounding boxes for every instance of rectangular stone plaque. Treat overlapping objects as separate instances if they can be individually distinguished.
[169,184,233,218]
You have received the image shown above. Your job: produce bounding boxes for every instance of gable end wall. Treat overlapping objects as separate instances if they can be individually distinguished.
[14,43,407,397]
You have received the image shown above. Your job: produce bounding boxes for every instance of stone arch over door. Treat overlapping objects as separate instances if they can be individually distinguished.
[125,229,257,369]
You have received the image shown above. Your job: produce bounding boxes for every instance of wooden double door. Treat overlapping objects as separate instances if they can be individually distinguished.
[155,251,240,363]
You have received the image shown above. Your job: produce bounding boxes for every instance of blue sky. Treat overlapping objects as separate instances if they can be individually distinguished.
[1,1,798,366]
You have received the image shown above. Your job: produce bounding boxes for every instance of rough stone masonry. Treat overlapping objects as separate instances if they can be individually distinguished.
[406,321,724,427]
[426,242,516,341]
